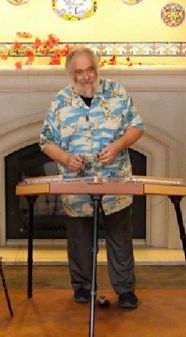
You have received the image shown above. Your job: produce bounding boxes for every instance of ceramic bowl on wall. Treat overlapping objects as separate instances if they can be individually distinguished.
[7,0,28,5]
[161,3,185,27]
[52,0,97,21]
[122,0,143,4]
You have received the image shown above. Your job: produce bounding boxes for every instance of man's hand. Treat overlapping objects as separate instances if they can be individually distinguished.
[66,154,85,172]
[43,144,85,173]
[98,127,144,165]
[98,143,119,165]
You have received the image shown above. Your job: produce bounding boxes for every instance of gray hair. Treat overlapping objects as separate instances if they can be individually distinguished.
[65,46,99,75]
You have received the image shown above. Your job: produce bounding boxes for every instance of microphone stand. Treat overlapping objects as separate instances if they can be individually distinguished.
[89,194,102,337]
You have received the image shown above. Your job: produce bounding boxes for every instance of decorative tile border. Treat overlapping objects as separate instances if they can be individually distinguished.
[87,42,186,56]
[0,41,186,57]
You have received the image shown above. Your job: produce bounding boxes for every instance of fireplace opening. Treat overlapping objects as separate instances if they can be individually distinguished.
[5,143,146,240]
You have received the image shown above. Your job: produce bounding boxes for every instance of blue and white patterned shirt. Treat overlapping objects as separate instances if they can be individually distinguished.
[40,78,144,216]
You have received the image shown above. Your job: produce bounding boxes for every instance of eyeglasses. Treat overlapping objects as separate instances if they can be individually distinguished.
[74,66,96,76]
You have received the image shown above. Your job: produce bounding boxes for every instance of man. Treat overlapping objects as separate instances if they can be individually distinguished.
[40,47,144,309]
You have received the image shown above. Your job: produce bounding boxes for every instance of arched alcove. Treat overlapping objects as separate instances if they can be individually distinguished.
[0,121,179,248]
[5,143,146,240]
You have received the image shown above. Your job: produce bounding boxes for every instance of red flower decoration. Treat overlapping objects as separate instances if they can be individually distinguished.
[0,32,130,69]
[15,61,22,69]
[108,55,117,65]
[16,32,33,39]
[32,38,42,49]
[24,49,34,57]
[1,53,8,60]
[25,56,35,65]
[13,42,22,51]
[49,56,61,65]
[48,34,60,45]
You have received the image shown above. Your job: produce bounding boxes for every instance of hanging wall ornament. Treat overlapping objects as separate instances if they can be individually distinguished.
[161,3,185,27]
[122,0,143,4]
[7,0,29,4]
[52,0,97,21]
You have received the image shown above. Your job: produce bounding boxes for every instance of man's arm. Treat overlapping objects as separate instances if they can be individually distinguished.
[98,127,144,165]
[43,143,84,172]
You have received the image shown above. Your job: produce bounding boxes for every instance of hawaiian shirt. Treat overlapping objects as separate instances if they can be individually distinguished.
[40,78,144,216]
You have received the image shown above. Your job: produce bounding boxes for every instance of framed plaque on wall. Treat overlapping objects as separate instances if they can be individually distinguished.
[52,0,97,21]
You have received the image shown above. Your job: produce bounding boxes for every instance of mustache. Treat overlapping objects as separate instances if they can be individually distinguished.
[72,78,99,96]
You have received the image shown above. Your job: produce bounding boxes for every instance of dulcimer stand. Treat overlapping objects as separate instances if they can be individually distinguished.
[25,193,102,337]
[16,176,186,337]
[0,257,14,317]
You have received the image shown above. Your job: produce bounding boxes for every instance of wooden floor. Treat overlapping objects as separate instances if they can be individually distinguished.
[1,288,186,337]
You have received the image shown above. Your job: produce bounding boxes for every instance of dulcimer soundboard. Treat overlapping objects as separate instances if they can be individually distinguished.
[16,175,186,197]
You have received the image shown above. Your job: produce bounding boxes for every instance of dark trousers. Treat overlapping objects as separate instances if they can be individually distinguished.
[66,206,135,295]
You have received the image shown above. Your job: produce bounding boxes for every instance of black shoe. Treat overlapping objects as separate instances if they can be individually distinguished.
[74,288,90,303]
[119,292,138,309]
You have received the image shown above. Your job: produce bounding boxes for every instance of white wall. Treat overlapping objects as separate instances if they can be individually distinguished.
[0,65,185,248]
[0,0,186,41]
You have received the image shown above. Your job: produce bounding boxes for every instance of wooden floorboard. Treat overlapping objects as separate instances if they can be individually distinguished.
[0,289,186,337]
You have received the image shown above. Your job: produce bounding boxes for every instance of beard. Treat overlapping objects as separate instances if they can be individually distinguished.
[73,78,99,98]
